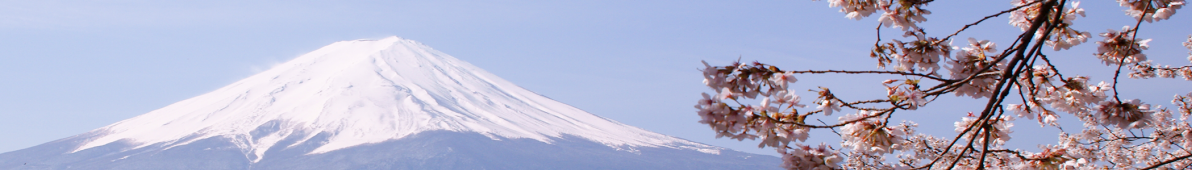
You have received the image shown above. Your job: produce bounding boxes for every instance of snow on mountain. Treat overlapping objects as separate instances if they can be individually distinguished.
[0,37,780,170]
[70,36,718,161]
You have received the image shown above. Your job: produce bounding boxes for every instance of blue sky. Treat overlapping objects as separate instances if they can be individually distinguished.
[1,0,1189,157]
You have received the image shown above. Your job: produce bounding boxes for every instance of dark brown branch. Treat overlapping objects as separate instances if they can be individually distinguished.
[1143,154,1192,170]
[816,119,843,136]
[1038,53,1067,80]
[976,123,994,169]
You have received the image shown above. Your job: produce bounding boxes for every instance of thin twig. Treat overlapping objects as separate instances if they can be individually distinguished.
[817,119,843,136]
[789,69,950,82]
[1038,53,1067,80]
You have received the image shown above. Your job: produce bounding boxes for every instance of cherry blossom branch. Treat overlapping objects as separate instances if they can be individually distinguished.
[1037,53,1067,80]
[937,0,1042,44]
[697,0,1191,169]
[1129,63,1192,80]
[1021,53,1044,106]
[769,107,896,128]
[1143,154,1192,170]
[1113,0,1154,103]
[932,50,1028,169]
[1083,136,1153,144]
[788,70,949,82]
[937,1,1061,168]
[986,149,1060,161]
[923,33,1029,94]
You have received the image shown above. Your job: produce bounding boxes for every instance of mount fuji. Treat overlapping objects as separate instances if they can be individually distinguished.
[0,37,779,169]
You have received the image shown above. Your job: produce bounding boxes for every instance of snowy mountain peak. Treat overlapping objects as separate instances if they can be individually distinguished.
[71,36,717,162]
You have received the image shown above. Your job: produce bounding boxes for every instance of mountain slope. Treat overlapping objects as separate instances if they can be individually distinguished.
[0,37,779,169]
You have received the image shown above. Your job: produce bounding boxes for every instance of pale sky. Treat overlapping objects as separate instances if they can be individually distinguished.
[1,0,1190,157]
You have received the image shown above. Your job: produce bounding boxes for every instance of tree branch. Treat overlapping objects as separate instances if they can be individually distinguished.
[788,69,949,82]
[1143,154,1192,170]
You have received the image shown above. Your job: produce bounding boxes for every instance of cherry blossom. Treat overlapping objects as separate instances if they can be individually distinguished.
[1014,147,1093,169]
[816,98,843,116]
[823,0,932,31]
[1175,93,1192,119]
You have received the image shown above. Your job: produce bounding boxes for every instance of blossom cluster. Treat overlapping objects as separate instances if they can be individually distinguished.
[840,111,911,154]
[1127,61,1192,80]
[696,60,810,147]
[1187,35,1192,54]
[697,60,935,168]
[1117,0,1186,23]
[1128,35,1192,80]
[947,38,1006,99]
[1036,77,1111,116]
[828,0,882,20]
[825,0,932,31]
[872,32,952,74]
[1093,99,1166,129]
[885,79,928,110]
[1010,0,1092,51]
[778,143,843,169]
[1000,63,1115,128]
[1176,93,1192,119]
[877,0,931,31]
[1094,26,1152,66]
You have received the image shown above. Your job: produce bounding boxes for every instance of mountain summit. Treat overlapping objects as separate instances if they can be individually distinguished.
[0,37,778,169]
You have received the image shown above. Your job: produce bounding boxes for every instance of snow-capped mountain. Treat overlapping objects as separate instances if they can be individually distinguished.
[0,37,778,170]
